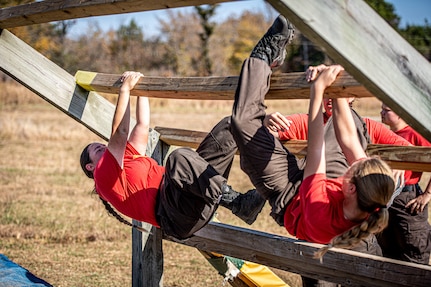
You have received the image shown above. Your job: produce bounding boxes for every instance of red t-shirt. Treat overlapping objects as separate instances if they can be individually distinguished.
[284,174,357,244]
[279,114,410,146]
[278,114,414,182]
[94,142,165,227]
[395,125,431,184]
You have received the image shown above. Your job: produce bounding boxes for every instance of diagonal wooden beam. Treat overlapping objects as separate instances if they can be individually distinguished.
[267,0,431,142]
[75,70,373,100]
[0,0,233,28]
[0,28,113,140]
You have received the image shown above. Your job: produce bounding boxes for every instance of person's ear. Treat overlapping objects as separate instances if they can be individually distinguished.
[85,163,95,172]
[347,182,356,194]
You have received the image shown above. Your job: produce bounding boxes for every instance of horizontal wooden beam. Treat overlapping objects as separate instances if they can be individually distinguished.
[166,222,431,287]
[0,0,232,28]
[154,126,431,172]
[75,70,373,100]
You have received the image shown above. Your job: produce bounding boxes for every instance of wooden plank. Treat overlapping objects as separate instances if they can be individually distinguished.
[132,223,163,287]
[166,221,431,287]
[155,126,309,156]
[75,70,373,100]
[267,0,431,142]
[367,144,431,172]
[0,28,113,140]
[154,126,431,172]
[0,0,232,28]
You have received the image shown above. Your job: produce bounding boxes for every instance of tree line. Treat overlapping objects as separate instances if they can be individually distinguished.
[1,0,430,78]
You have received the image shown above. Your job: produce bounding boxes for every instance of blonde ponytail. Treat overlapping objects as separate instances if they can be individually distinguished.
[314,207,389,259]
[314,157,394,260]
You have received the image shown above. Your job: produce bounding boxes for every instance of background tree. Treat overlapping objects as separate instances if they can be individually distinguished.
[365,0,401,29]
[159,10,202,76]
[194,5,218,76]
[49,21,77,69]
[401,21,431,61]
[65,24,112,74]
[109,20,145,71]
[284,32,329,72]
[227,12,271,73]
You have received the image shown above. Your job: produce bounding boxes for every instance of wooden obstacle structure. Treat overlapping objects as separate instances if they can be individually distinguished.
[1,1,431,287]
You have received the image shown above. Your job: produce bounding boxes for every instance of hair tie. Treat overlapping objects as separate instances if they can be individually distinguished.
[370,205,386,214]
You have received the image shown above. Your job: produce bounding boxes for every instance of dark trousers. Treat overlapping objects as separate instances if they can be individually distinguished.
[157,147,227,239]
[157,111,244,239]
[377,185,431,265]
[230,57,304,225]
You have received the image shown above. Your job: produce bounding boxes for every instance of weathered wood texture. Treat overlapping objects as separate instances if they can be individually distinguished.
[75,70,373,100]
[0,0,231,28]
[167,222,431,287]
[155,126,431,172]
[268,0,431,142]
[0,28,113,140]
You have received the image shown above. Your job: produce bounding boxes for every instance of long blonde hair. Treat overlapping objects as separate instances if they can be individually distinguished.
[314,157,395,259]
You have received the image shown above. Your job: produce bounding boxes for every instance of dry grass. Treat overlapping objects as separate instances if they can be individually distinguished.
[0,81,301,287]
[0,81,428,286]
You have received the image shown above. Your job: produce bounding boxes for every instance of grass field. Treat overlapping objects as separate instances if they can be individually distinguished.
[0,81,428,286]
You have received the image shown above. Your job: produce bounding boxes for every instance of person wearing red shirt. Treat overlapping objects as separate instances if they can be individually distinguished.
[264,98,412,179]
[262,83,412,286]
[80,71,265,240]
[379,104,431,265]
[225,16,395,263]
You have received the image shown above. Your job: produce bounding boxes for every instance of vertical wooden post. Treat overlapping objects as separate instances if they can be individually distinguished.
[132,128,166,287]
[132,223,164,287]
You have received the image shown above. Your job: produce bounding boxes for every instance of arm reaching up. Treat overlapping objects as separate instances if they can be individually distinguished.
[332,97,367,164]
[129,96,150,156]
[108,71,143,168]
[304,65,344,179]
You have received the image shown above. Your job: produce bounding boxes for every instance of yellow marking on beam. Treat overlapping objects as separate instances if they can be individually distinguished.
[75,70,97,91]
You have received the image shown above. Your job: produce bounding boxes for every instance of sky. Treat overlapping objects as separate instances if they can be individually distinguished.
[68,0,431,38]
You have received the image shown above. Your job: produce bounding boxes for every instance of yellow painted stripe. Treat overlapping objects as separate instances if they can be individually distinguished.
[75,70,97,91]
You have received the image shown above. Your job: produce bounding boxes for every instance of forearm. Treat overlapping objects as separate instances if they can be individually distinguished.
[332,98,366,164]
[136,97,150,128]
[111,86,131,138]
[304,84,326,178]
[129,97,150,155]
[304,64,344,177]
[307,86,325,152]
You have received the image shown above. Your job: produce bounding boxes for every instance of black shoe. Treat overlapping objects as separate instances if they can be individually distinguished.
[220,184,265,225]
[231,189,265,225]
[250,15,295,68]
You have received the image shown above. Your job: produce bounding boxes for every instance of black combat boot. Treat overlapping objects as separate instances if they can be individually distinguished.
[220,183,266,225]
[250,15,295,68]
